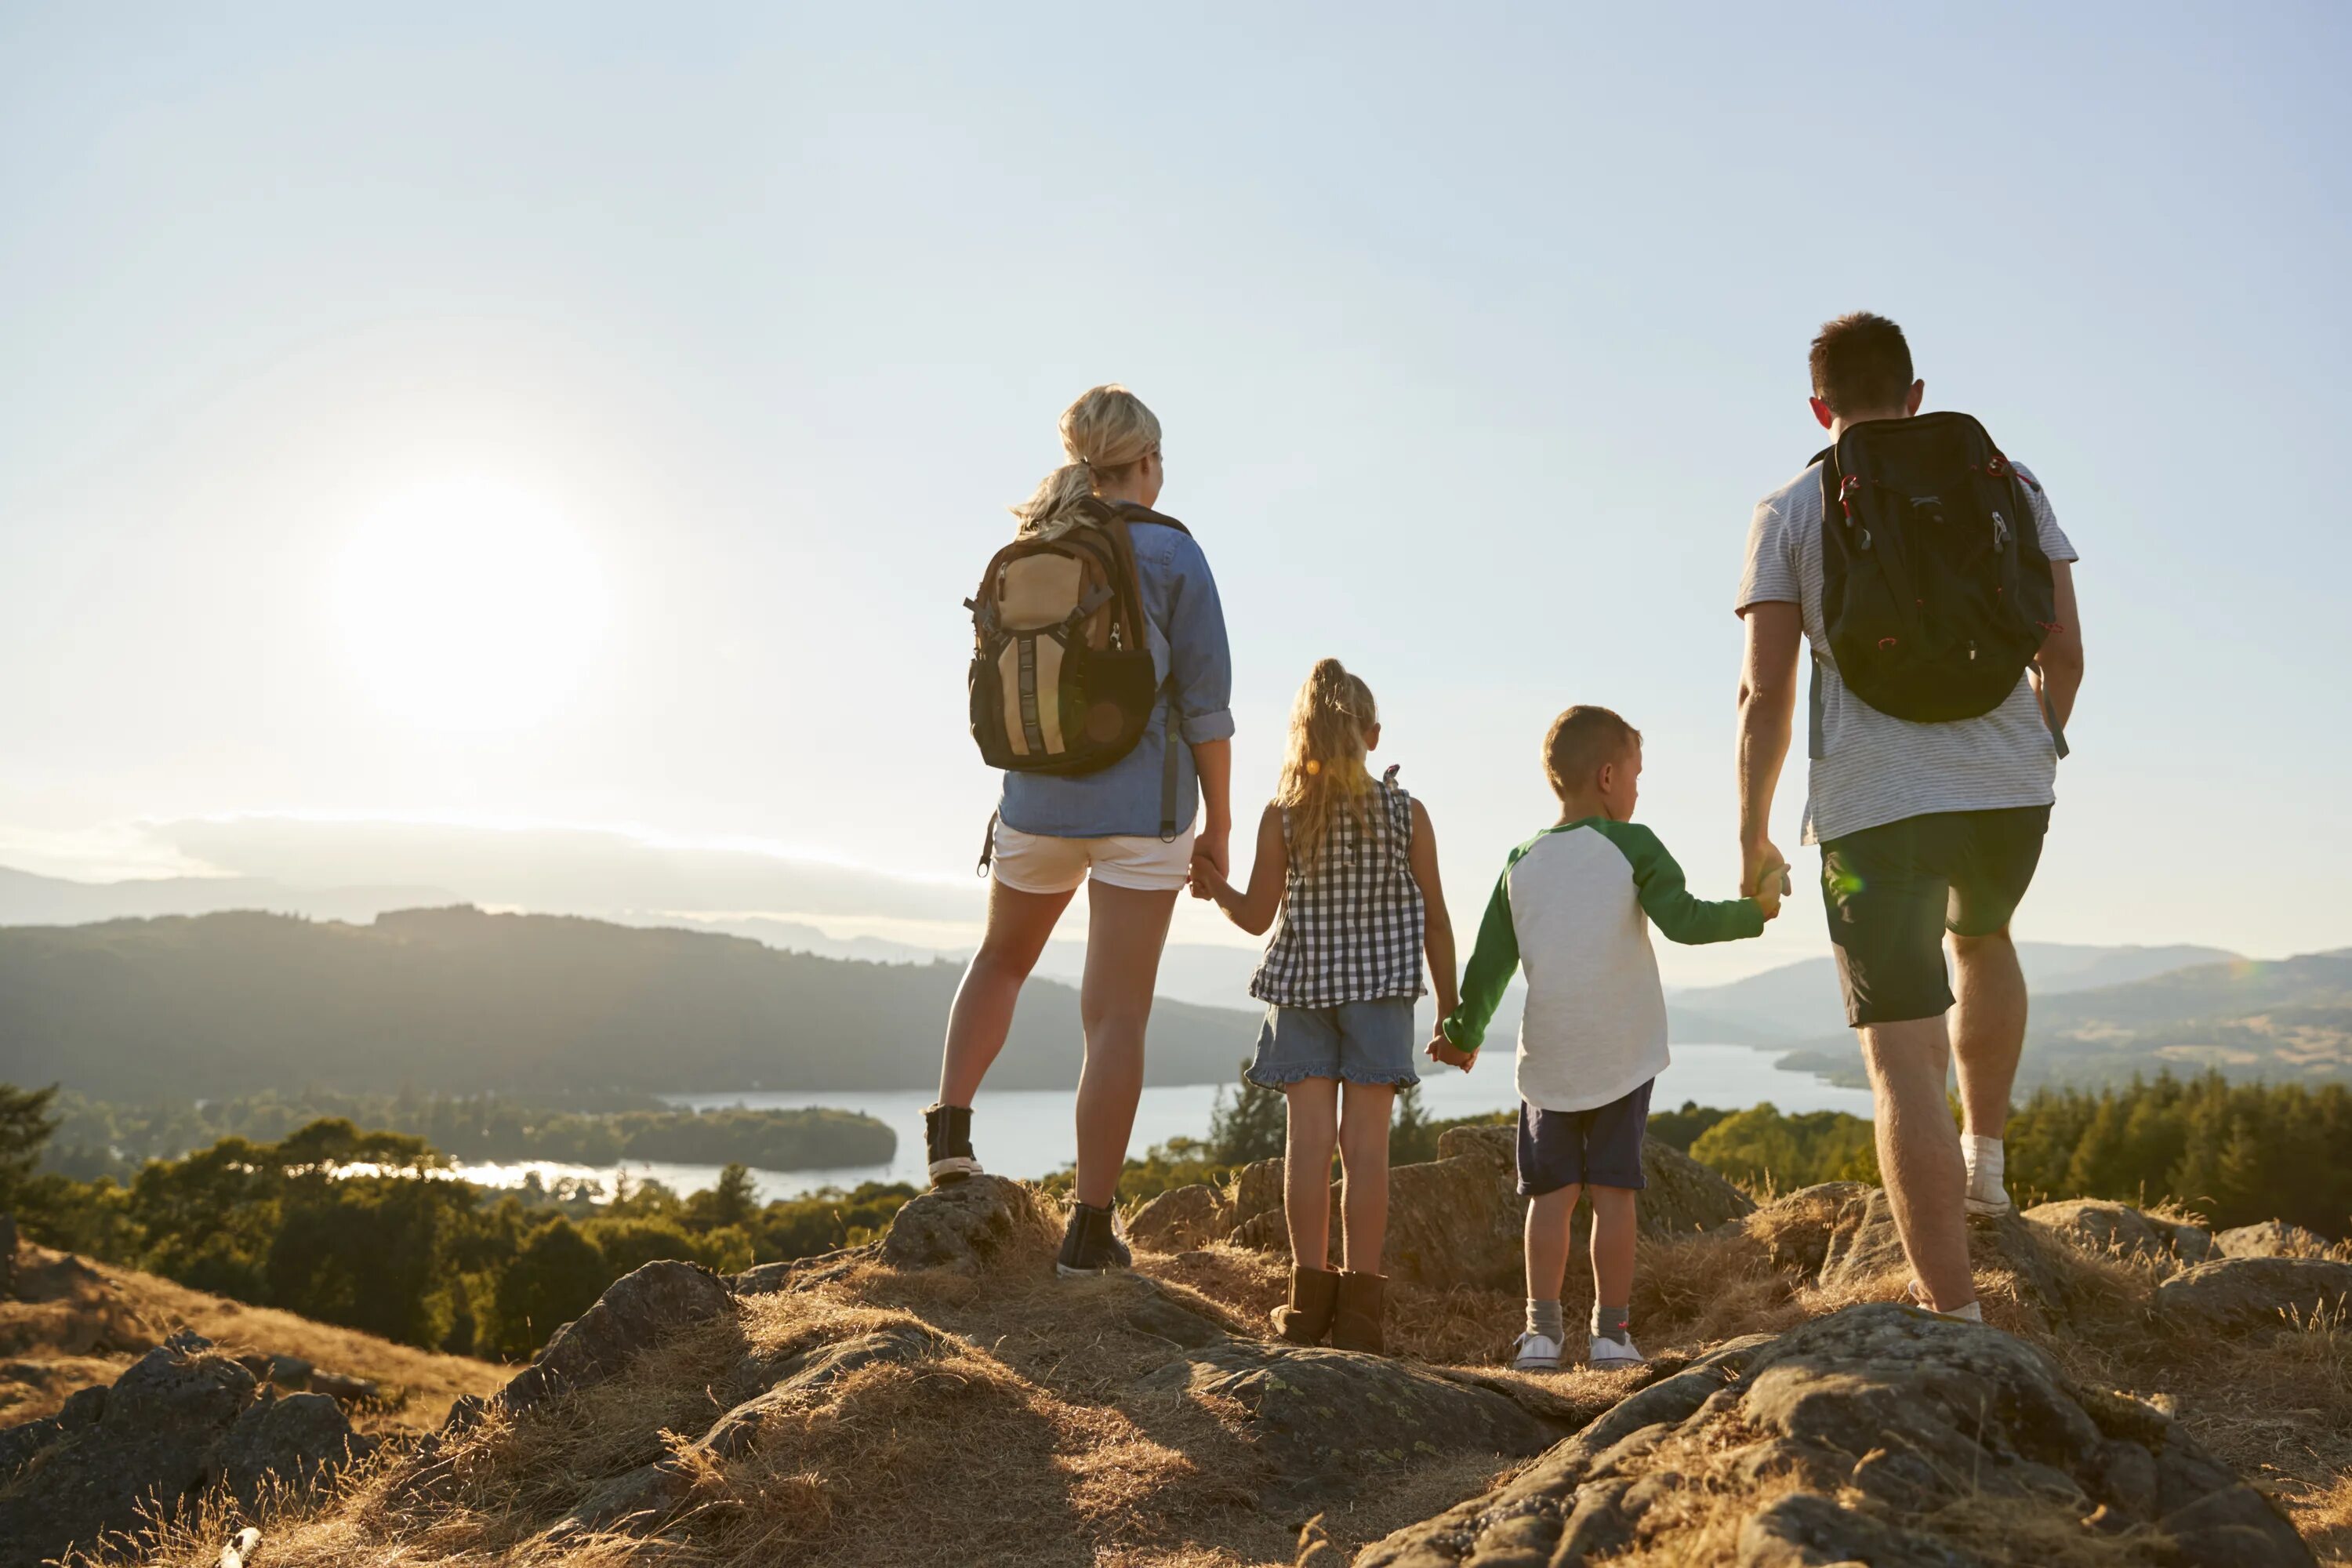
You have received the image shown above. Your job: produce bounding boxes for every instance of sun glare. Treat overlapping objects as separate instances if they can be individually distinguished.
[335,478,608,730]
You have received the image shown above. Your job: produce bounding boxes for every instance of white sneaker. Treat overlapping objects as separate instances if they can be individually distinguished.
[1965,1186,2013,1218]
[1587,1334,1646,1368]
[1511,1331,1563,1371]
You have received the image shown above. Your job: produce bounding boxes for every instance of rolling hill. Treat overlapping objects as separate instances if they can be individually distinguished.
[0,906,1262,1098]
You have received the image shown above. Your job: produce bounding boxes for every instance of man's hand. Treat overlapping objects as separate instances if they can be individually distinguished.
[1426,1031,1475,1072]
[1754,866,1784,921]
[1743,837,1788,911]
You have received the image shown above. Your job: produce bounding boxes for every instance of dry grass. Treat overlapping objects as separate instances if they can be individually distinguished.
[2,1243,504,1432]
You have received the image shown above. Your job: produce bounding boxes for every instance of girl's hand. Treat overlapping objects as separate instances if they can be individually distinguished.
[1426,1033,1475,1072]
[1192,826,1231,884]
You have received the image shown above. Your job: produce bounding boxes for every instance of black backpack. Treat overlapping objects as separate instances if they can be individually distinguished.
[1815,412,2058,726]
[966,498,1185,781]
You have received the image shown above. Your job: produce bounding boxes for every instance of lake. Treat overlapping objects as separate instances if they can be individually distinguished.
[449,1042,1874,1204]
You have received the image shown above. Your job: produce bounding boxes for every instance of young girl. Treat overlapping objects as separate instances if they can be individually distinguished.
[1189,659,1456,1354]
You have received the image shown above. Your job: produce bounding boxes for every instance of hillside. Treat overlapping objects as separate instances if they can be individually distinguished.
[1778,948,2352,1089]
[0,907,1261,1099]
[0,1237,500,1432]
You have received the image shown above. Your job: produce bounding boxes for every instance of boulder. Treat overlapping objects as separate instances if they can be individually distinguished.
[1138,1338,1567,1512]
[2025,1198,2214,1267]
[1358,1302,2314,1568]
[1228,1130,1755,1292]
[1228,1159,1287,1229]
[308,1370,380,1405]
[1817,1186,2077,1319]
[877,1175,1059,1272]
[1127,1184,1227,1252]
[2155,1257,2352,1336]
[1747,1181,1873,1277]
[2214,1220,2333,1260]
[0,1328,365,1568]
[498,1260,735,1415]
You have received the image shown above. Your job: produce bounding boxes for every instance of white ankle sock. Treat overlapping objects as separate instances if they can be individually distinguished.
[1947,1300,1984,1323]
[1964,1134,2005,1196]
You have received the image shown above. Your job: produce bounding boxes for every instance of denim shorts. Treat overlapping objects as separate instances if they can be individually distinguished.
[1246,998,1421,1089]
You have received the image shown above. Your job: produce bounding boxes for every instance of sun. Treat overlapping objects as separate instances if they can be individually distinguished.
[335,478,608,730]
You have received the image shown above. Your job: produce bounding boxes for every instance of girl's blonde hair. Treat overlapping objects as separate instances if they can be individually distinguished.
[1011,384,1163,539]
[1276,659,1380,862]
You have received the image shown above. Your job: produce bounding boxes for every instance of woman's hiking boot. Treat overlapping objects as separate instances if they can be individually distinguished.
[924,1102,982,1185]
[1271,1265,1341,1345]
[1055,1200,1131,1277]
[1330,1269,1388,1355]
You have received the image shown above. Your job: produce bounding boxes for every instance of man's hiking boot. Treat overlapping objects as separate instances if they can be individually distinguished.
[1330,1270,1388,1355]
[924,1102,982,1186]
[1271,1266,1340,1345]
[1055,1200,1131,1276]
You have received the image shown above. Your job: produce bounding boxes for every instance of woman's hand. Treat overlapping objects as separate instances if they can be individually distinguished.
[1192,824,1231,884]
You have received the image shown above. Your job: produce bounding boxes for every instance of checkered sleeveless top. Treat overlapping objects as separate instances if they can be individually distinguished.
[1250,765,1426,1007]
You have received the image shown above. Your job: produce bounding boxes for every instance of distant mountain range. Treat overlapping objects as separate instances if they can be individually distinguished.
[0,866,459,927]
[0,906,1262,1099]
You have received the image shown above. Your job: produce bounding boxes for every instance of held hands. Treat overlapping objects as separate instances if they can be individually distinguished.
[1425,1029,1476,1072]
[1744,837,1789,923]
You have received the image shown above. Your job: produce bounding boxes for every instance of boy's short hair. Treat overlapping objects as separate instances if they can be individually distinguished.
[1809,312,1914,416]
[1544,706,1641,798]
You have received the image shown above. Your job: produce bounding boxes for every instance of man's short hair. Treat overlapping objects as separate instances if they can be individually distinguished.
[1544,706,1641,798]
[1809,312,1915,417]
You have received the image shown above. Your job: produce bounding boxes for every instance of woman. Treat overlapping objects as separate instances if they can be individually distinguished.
[927,385,1233,1277]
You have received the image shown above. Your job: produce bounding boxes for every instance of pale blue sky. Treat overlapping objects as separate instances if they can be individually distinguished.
[2,3,2347,981]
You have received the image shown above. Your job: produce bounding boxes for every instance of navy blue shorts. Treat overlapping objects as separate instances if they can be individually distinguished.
[1516,1080,1653,1196]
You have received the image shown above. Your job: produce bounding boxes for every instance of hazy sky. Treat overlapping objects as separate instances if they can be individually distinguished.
[3,4,2347,984]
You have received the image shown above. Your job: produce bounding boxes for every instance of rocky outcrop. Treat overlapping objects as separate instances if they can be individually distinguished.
[498,1258,735,1415]
[2214,1221,2334,1260]
[2025,1198,2214,1268]
[1127,1183,1227,1250]
[878,1174,1061,1272]
[1359,1302,2314,1567]
[0,1329,370,1568]
[2155,1257,2352,1336]
[1221,1130,1754,1290]
[1802,1185,2078,1321]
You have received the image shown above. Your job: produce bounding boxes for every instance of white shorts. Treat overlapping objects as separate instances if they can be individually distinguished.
[991,821,1197,895]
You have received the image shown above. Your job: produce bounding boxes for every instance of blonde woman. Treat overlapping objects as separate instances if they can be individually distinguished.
[1188,659,1457,1353]
[929,385,1234,1277]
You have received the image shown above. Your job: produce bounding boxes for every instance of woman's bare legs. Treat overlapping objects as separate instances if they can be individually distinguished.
[1337,1082,1395,1273]
[938,879,1076,1108]
[1281,1079,1340,1269]
[1073,880,1180,1207]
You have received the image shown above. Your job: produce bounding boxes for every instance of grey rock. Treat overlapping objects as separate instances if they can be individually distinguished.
[1226,1159,1287,1229]
[2214,1220,2333,1260]
[2155,1256,2352,1336]
[2026,1198,2215,1267]
[267,1354,316,1390]
[1817,1187,2077,1318]
[497,1259,735,1414]
[562,1458,695,1534]
[1126,1183,1226,1251]
[57,1385,107,1431]
[1138,1338,1566,1510]
[703,1326,942,1460]
[1358,1303,2314,1568]
[876,1174,1059,1272]
[1120,1281,1229,1348]
[308,1370,378,1405]
[209,1391,368,1505]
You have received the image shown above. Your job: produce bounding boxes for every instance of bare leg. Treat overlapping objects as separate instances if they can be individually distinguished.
[1950,928,2027,1139]
[938,880,1075,1106]
[1587,1185,1638,1308]
[1860,1018,1973,1311]
[1073,880,1179,1208]
[1337,1082,1395,1273]
[1524,1185,1582,1303]
[1281,1079,1339,1269]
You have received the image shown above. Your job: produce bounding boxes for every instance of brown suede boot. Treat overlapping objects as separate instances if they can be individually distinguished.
[1271,1265,1341,1345]
[1330,1270,1388,1355]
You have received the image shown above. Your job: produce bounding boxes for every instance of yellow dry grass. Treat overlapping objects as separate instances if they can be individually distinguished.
[1,1243,504,1432]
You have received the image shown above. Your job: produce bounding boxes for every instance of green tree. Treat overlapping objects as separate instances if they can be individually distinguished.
[0,1083,60,1213]
[1690,1105,1878,1191]
[492,1217,610,1357]
[1207,1069,1287,1165]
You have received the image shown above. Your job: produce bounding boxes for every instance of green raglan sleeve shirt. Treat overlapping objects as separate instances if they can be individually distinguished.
[1591,821,1766,946]
[1441,858,1524,1055]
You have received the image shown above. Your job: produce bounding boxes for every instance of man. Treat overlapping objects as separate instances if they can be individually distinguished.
[1734,313,2085,1319]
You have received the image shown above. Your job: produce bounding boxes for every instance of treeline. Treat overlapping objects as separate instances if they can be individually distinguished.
[42,1088,894,1181]
[2,1084,914,1360]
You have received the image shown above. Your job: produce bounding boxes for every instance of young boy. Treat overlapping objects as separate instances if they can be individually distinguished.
[1430,706,1779,1370]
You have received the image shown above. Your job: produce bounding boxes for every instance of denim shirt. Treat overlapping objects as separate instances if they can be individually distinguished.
[997,521,1235,839]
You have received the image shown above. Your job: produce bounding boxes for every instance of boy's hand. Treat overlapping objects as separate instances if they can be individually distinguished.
[1425,1031,1476,1072]
[1754,866,1785,921]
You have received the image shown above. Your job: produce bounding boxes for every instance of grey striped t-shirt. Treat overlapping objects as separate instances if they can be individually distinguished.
[1736,456,2078,845]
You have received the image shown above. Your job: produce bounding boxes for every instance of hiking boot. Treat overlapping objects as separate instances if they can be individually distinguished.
[1055,1200,1131,1277]
[1511,1330,1563,1372]
[1587,1334,1647,1369]
[924,1102,982,1186]
[1330,1270,1387,1355]
[1271,1266,1341,1345]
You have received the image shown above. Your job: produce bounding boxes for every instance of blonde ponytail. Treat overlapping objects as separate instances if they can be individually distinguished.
[1011,384,1163,539]
[1276,659,1380,862]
